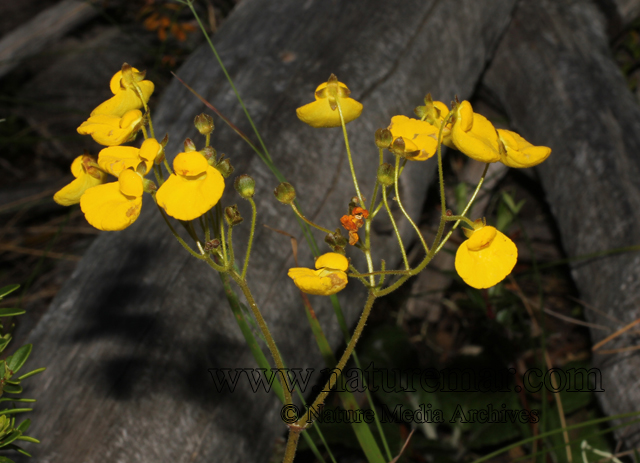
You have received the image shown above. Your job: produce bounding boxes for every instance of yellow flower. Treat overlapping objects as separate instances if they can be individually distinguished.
[497,129,551,168]
[288,252,349,296]
[54,155,107,206]
[90,66,154,117]
[156,151,225,221]
[451,101,501,163]
[455,224,517,289]
[296,75,362,128]
[421,96,456,149]
[80,169,144,231]
[388,115,439,160]
[98,138,162,177]
[77,109,144,146]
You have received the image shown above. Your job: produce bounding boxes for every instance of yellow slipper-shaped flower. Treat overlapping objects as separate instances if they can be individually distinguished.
[53,154,107,206]
[77,109,144,146]
[455,224,517,289]
[388,115,439,160]
[156,151,225,221]
[497,129,551,168]
[91,67,154,117]
[288,252,349,296]
[98,138,161,177]
[80,169,144,231]
[296,76,363,128]
[422,98,456,149]
[451,101,501,163]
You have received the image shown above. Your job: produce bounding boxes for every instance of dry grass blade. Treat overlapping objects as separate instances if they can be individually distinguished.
[592,317,640,352]
[263,224,298,265]
[389,429,416,463]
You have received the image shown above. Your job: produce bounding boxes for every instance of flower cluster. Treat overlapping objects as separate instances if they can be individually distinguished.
[54,64,226,231]
[292,76,552,293]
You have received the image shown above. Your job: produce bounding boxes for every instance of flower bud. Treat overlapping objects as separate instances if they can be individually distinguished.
[377,163,395,186]
[194,113,214,135]
[215,158,234,178]
[325,229,348,251]
[375,128,393,149]
[184,138,197,152]
[234,174,255,199]
[160,133,169,147]
[225,205,243,226]
[204,239,220,251]
[202,146,217,164]
[142,178,157,193]
[274,182,296,205]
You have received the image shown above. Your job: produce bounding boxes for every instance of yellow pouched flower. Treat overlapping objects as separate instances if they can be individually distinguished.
[54,154,107,206]
[497,129,551,168]
[455,223,517,289]
[98,138,162,177]
[296,75,362,128]
[288,252,349,296]
[91,65,154,117]
[80,169,144,231]
[77,109,144,146]
[451,101,501,163]
[388,115,439,160]
[156,151,225,221]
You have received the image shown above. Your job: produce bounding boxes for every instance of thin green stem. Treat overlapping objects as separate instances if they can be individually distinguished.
[433,163,489,255]
[217,203,228,264]
[382,186,410,270]
[290,203,332,234]
[241,198,258,279]
[394,155,429,253]
[445,214,475,228]
[229,271,293,405]
[336,99,363,205]
[184,0,272,163]
[297,291,377,427]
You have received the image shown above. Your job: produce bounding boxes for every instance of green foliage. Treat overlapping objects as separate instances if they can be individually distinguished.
[0,285,44,462]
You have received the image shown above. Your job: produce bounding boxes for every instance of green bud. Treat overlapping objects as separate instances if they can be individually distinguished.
[194,113,214,135]
[215,158,234,178]
[375,128,393,149]
[159,133,169,147]
[377,163,395,186]
[225,205,243,226]
[142,178,157,194]
[414,105,427,119]
[324,229,348,251]
[273,182,296,205]
[202,146,217,165]
[234,174,255,199]
[183,138,197,152]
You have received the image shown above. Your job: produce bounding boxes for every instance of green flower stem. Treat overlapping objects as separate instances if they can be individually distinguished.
[152,165,162,186]
[205,133,211,148]
[163,157,174,176]
[200,215,210,243]
[241,198,257,280]
[226,221,235,271]
[336,99,364,206]
[382,185,410,270]
[348,265,369,287]
[445,214,475,228]
[290,203,332,234]
[428,112,455,256]
[216,203,228,265]
[370,199,384,219]
[297,291,377,427]
[141,126,148,140]
[394,155,429,253]
[349,269,411,278]
[184,0,272,163]
[229,270,293,406]
[282,427,302,463]
[433,163,489,255]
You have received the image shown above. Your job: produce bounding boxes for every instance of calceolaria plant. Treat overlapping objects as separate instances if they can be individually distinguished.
[54,64,551,463]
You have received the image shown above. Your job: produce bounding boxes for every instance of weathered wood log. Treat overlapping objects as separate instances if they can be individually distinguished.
[482,0,640,446]
[0,0,98,79]
[16,0,518,461]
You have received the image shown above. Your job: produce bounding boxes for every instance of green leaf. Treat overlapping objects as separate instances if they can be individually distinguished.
[0,409,31,415]
[7,443,31,457]
[0,309,25,318]
[17,367,45,381]
[2,384,23,395]
[0,285,19,300]
[7,345,32,375]
[0,398,35,403]
[0,431,22,447]
[15,436,39,443]
[0,456,16,463]
[15,419,30,433]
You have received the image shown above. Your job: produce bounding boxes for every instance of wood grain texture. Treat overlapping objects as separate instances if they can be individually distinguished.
[482,0,640,446]
[18,0,516,461]
[0,0,98,78]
